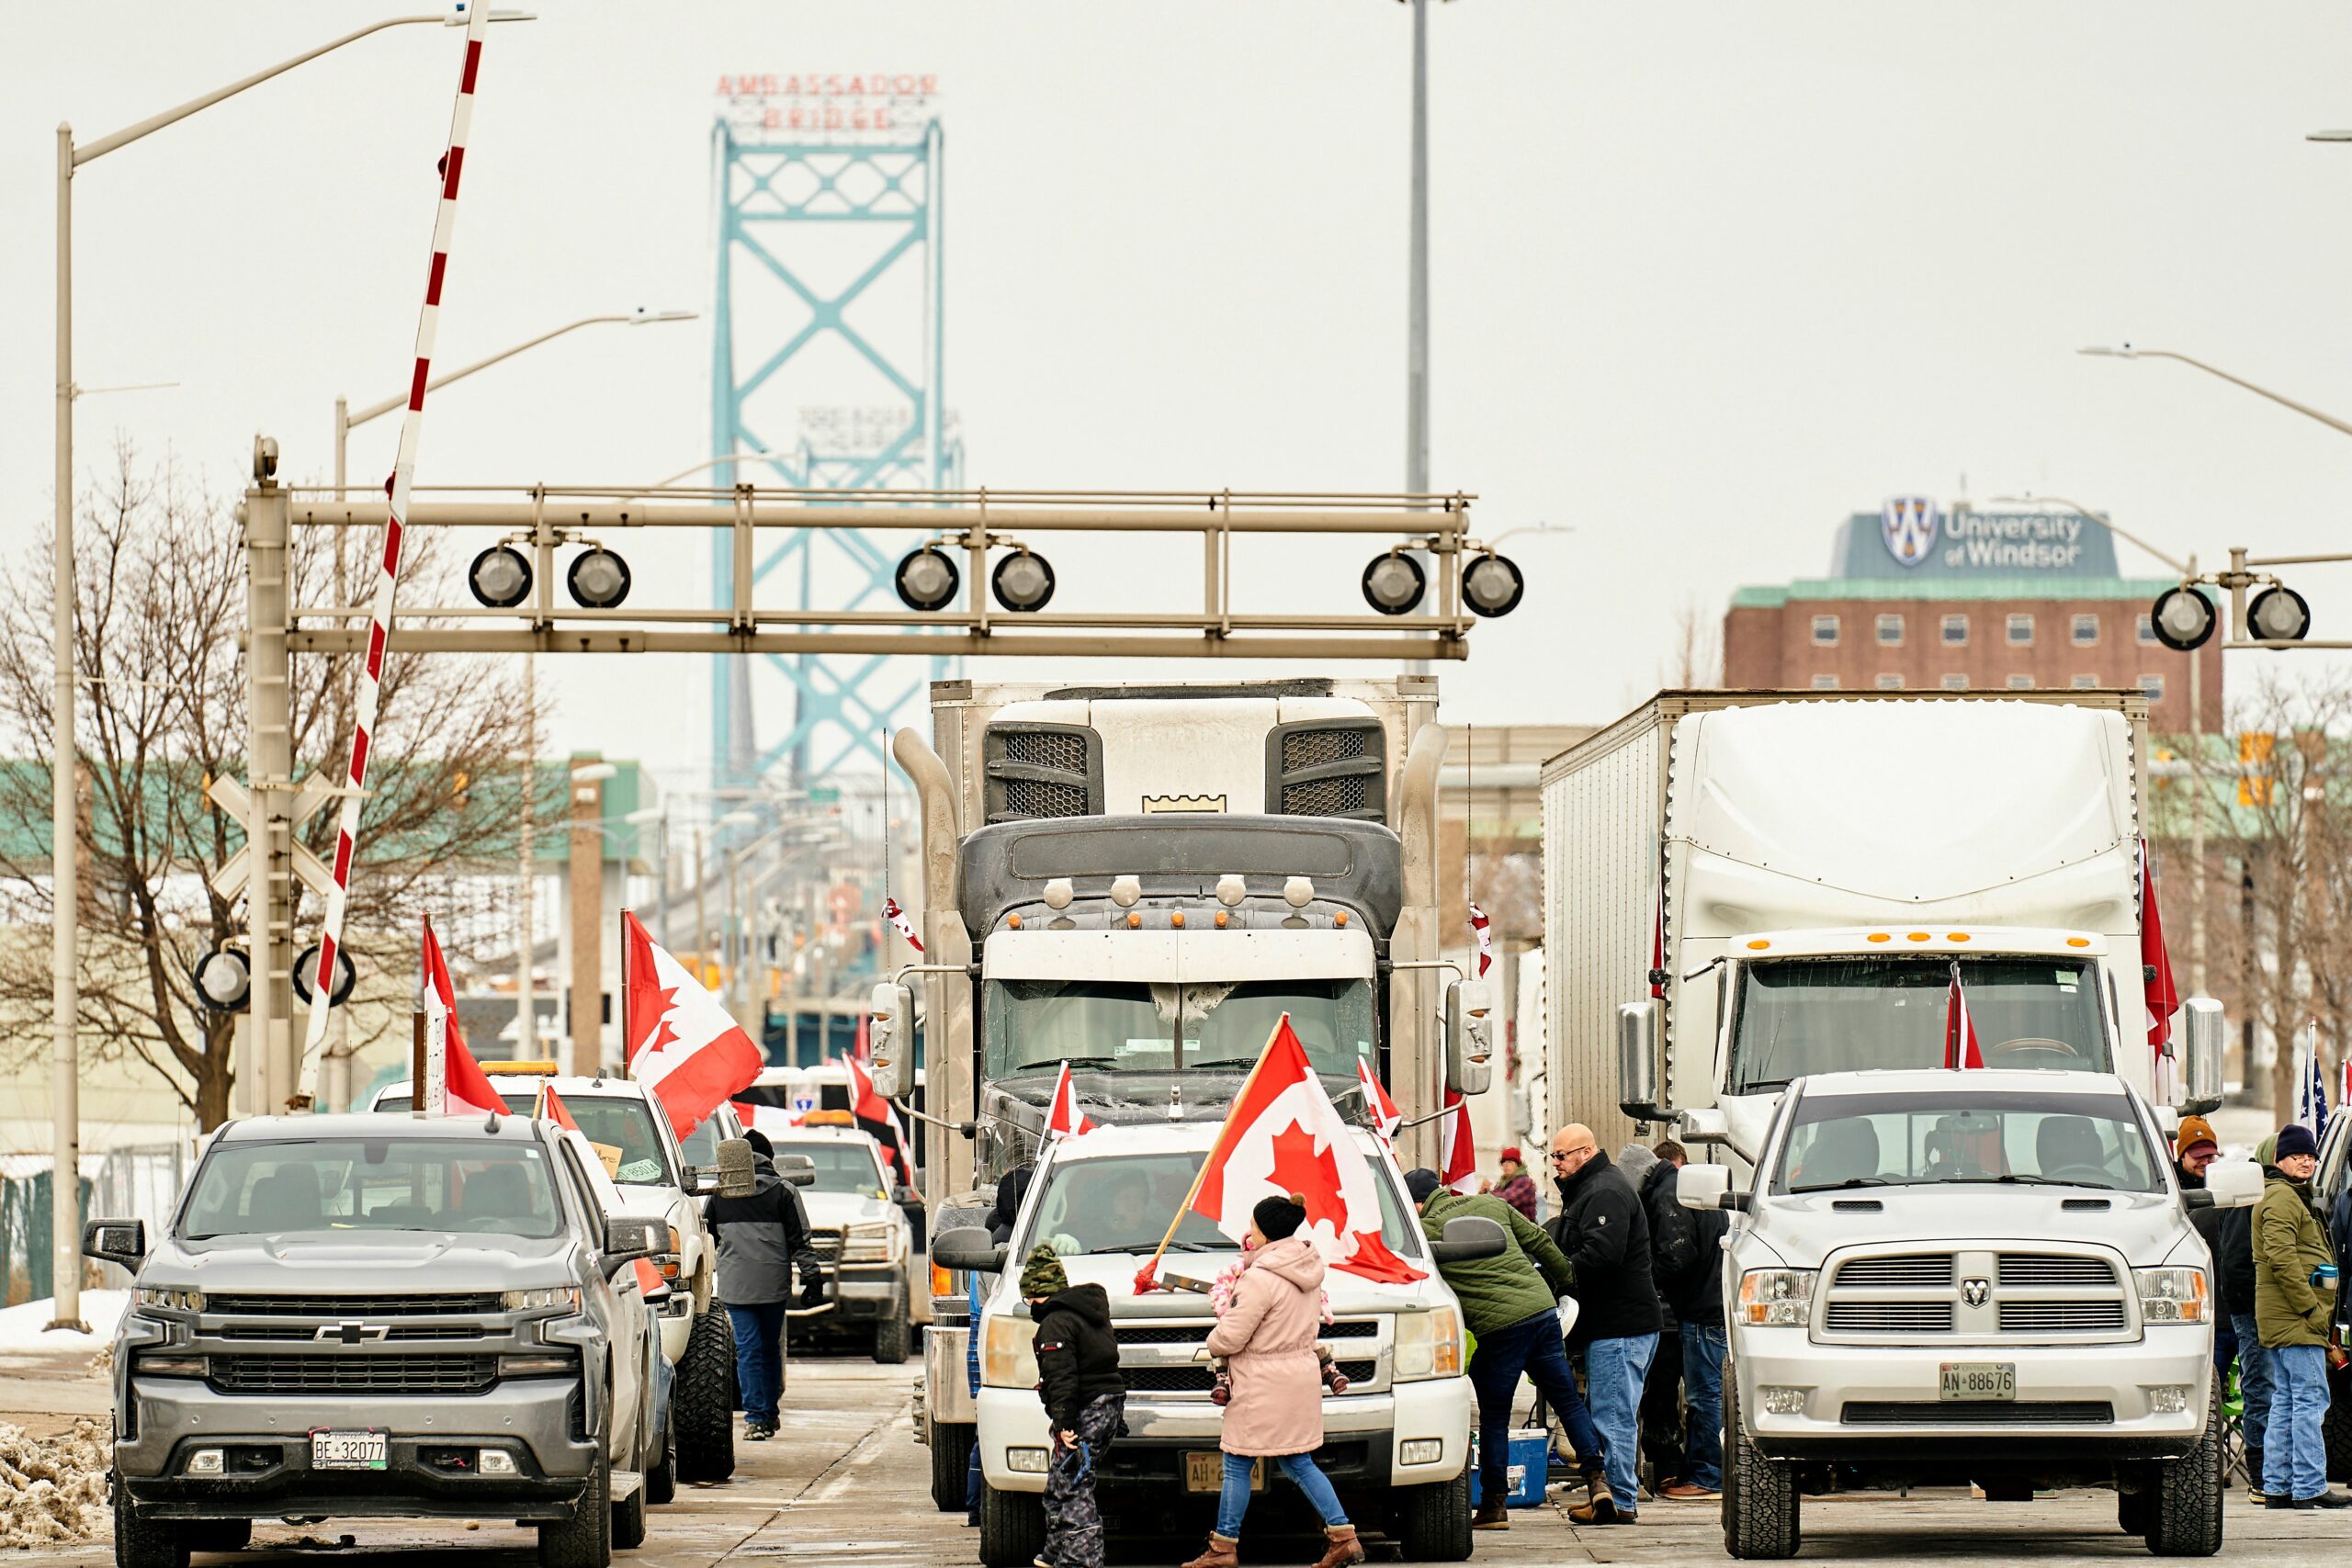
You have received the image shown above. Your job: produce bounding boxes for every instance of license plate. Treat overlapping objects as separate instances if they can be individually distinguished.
[310,1429,388,1470]
[1184,1452,1261,1494]
[1939,1362,2016,1402]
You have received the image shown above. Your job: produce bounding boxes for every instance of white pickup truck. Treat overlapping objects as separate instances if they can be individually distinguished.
[934,1122,1494,1567]
[1678,1064,2259,1560]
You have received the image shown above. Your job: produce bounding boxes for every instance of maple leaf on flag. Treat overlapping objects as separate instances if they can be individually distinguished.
[1265,1121,1347,1235]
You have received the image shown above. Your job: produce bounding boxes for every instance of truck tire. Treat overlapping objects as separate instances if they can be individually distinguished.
[675,1304,737,1483]
[1722,1371,1801,1560]
[2144,1376,2223,1557]
[183,1519,253,1553]
[537,1451,611,1568]
[978,1483,1046,1568]
[929,1419,977,1513]
[612,1469,648,1551]
[1394,1469,1473,1562]
[112,1485,187,1568]
[873,1289,911,1365]
[645,1403,677,1506]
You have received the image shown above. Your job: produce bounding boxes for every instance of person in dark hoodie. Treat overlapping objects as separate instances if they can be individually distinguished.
[1545,1122,1662,1526]
[967,1165,1036,1525]
[1021,1245,1125,1568]
[2212,1132,2275,1499]
[706,1131,817,1441]
[1645,1140,1730,1502]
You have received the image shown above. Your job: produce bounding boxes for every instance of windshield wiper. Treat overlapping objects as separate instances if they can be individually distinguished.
[1941,1174,2114,1190]
[1736,1079,1791,1094]
[1082,1240,1217,1256]
[1034,1056,1122,1071]
[1182,1057,1263,1072]
[1788,1178,1892,1194]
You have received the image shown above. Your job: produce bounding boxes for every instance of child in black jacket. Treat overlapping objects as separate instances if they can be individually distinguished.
[1021,1246,1125,1568]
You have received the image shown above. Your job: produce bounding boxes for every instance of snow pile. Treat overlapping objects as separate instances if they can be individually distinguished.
[0,1291,128,1352]
[0,1418,109,1548]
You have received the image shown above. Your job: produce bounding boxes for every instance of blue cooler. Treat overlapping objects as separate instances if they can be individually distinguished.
[1467,1428,1549,1508]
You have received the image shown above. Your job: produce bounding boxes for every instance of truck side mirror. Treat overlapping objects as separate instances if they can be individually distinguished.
[2199,1158,2263,1211]
[1677,1164,1747,1213]
[602,1215,666,1275]
[777,1154,817,1189]
[82,1218,145,1269]
[1618,1000,1666,1121]
[869,980,913,1101]
[1430,1215,1508,1264]
[2180,997,2225,1114]
[1679,1108,1729,1146]
[932,1225,1006,1273]
[1444,979,1494,1096]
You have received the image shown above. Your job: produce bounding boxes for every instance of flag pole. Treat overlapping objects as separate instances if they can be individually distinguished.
[1132,1011,1291,1294]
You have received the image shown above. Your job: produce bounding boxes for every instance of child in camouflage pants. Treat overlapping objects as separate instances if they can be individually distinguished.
[1023,1247,1126,1568]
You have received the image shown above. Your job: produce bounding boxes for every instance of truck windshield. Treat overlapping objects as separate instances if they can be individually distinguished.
[556,1096,674,1187]
[1726,956,2109,1093]
[1771,1088,2161,1195]
[181,1139,565,1240]
[771,1143,890,1198]
[982,977,1374,1079]
[1019,1149,1421,1258]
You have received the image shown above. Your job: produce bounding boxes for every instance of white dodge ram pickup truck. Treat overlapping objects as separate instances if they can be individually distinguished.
[1679,1069,2259,1560]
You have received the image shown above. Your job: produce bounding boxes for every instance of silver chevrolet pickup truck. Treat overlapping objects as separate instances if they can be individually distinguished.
[86,1112,671,1568]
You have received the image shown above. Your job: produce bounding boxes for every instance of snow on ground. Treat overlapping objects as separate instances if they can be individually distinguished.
[0,1291,125,1354]
[0,1417,107,1547]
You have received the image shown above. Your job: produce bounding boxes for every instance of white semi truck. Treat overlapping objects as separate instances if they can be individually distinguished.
[1541,691,2222,1161]
[868,677,1494,1519]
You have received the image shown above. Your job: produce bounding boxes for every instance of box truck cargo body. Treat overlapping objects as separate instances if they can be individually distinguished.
[1543,691,2178,1160]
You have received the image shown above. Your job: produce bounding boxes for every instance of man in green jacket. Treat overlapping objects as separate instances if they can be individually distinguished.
[1406,1168,1615,1529]
[2253,1122,2349,1510]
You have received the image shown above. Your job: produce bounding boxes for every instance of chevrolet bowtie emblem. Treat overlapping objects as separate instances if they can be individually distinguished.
[318,1321,390,1344]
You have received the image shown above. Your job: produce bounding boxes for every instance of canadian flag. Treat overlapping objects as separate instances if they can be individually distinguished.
[1173,1015,1425,1291]
[1046,1060,1095,1139]
[842,1052,914,1186]
[1945,961,1984,1070]
[729,1100,802,1135]
[422,915,504,1118]
[1356,1060,1401,1143]
[882,897,922,953]
[2140,839,2180,1053]
[1468,902,1493,979]
[624,910,764,1142]
[1437,1089,1477,1193]
[538,1084,582,1132]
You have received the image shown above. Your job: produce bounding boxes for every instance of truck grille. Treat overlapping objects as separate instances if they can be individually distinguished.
[1114,1319,1378,1347]
[1824,1302,1954,1334]
[1817,1247,2131,1343]
[805,1229,842,1263]
[1841,1401,2114,1427]
[1997,1255,2116,1288]
[209,1293,501,1316]
[1998,1301,2128,1334]
[1834,1255,1953,1290]
[210,1355,496,1394]
[1124,1360,1377,1395]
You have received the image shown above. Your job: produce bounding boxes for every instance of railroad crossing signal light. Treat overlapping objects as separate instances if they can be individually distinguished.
[989,550,1056,613]
[566,547,632,609]
[1361,550,1426,615]
[469,544,532,607]
[1461,552,1525,617]
[292,943,357,1009]
[192,946,252,1012]
[893,547,959,612]
[2248,585,2311,643]
[2148,585,2216,651]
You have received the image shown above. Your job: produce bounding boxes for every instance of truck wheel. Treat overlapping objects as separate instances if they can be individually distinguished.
[112,1485,187,1568]
[1722,1371,1801,1560]
[2145,1375,2223,1557]
[612,1469,648,1551]
[182,1519,252,1553]
[674,1304,738,1483]
[645,1403,677,1506]
[537,1451,611,1568]
[1394,1469,1472,1562]
[978,1483,1046,1568]
[873,1290,911,1365]
[929,1419,977,1513]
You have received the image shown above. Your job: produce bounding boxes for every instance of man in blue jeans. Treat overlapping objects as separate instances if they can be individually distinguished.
[706,1133,815,1440]
[1547,1123,1662,1524]
[1405,1168,1612,1530]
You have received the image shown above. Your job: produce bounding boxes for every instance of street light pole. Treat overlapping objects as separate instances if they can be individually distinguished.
[1406,0,1429,503]
[2077,345,2352,441]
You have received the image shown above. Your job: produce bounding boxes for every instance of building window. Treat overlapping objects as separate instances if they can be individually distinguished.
[2006,674,2034,690]
[1811,674,1839,690]
[2007,614,2034,646]
[1876,614,1905,646]
[2137,615,2158,645]
[2141,674,2165,701]
[2072,614,2099,646]
[1875,673,1904,690]
[1941,615,1969,645]
[1941,673,1969,691]
[1811,615,1839,646]
[2070,674,2098,689]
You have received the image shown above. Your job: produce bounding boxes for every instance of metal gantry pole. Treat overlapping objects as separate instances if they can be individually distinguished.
[1406,0,1430,502]
[51,121,81,1329]
[517,655,537,1057]
[244,486,297,1117]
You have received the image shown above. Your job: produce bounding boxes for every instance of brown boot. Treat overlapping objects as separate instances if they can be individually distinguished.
[1179,1534,1239,1568]
[1472,1496,1510,1530]
[1310,1524,1365,1567]
[1567,1464,1620,1525]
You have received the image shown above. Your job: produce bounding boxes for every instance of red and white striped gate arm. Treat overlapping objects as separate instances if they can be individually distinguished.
[296,5,494,1101]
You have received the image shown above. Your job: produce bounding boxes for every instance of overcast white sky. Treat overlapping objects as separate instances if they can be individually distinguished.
[7,2,2352,794]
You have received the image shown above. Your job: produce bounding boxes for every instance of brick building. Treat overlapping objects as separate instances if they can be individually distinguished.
[1723,502,2222,731]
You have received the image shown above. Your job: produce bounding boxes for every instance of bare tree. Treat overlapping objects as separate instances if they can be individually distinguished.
[1662,597,1723,690]
[0,446,539,1128]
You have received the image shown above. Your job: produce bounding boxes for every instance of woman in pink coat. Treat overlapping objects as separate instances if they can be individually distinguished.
[1182,1195,1363,1568]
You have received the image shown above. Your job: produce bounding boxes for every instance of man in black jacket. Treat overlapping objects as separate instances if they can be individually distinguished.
[1021,1247,1125,1568]
[2209,1131,2275,1499]
[1645,1141,1731,1502]
[706,1131,819,1440]
[1546,1123,1662,1525]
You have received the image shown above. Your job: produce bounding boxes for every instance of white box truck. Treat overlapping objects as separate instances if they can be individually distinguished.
[1542,691,2220,1161]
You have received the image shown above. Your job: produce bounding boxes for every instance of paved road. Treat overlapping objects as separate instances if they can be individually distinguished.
[25,1353,2345,1564]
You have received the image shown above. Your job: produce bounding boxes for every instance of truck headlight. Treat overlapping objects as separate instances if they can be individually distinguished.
[841,1223,901,1265]
[133,1352,208,1377]
[2135,1267,2210,1325]
[503,1286,582,1312]
[979,1313,1038,1390]
[1736,1269,1817,1327]
[130,1287,204,1314]
[1393,1306,1464,1382]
